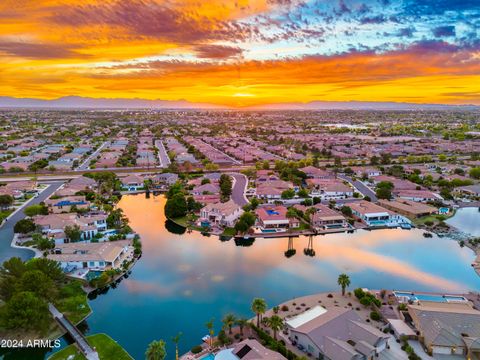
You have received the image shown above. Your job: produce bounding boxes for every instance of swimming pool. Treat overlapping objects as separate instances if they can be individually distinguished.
[394,291,467,303]
[200,354,215,360]
[86,270,103,281]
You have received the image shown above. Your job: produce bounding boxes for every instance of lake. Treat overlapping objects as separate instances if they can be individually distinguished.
[3,194,480,359]
[446,207,480,236]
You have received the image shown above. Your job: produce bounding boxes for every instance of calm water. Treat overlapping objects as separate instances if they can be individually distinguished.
[4,194,480,359]
[447,207,480,236]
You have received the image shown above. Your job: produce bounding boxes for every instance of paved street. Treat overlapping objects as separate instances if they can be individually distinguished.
[230,173,249,206]
[339,174,378,202]
[0,181,64,263]
[155,139,170,168]
[76,141,109,171]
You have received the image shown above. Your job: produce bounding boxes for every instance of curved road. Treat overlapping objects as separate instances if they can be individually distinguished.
[339,174,378,202]
[0,181,64,263]
[230,173,249,207]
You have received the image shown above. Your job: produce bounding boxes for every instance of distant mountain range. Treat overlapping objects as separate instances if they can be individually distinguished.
[0,96,222,110]
[249,101,480,111]
[0,96,478,111]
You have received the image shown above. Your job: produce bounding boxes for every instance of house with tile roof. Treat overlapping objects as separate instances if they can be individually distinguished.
[286,306,389,360]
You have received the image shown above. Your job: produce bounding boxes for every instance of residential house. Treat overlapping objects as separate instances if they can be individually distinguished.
[408,301,480,358]
[192,183,220,195]
[347,200,411,227]
[307,179,353,199]
[152,172,179,186]
[34,213,108,244]
[256,206,299,229]
[394,189,442,203]
[299,166,335,179]
[199,200,243,227]
[45,196,90,213]
[210,339,287,360]
[256,180,293,200]
[48,240,131,271]
[121,174,144,191]
[378,199,437,218]
[286,306,389,360]
[311,204,348,230]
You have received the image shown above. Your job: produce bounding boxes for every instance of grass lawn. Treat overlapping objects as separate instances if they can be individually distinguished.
[55,280,91,324]
[221,227,237,236]
[48,333,132,360]
[413,211,455,226]
[171,216,188,227]
[0,209,13,222]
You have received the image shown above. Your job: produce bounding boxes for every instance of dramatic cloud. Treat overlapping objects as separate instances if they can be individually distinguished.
[432,25,456,38]
[0,0,478,105]
[0,41,86,59]
[194,45,243,59]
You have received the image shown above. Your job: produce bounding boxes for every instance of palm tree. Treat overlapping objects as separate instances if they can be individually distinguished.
[236,318,248,336]
[205,318,215,347]
[222,313,236,334]
[251,298,267,327]
[171,332,182,360]
[267,315,284,340]
[337,273,351,296]
[145,339,166,360]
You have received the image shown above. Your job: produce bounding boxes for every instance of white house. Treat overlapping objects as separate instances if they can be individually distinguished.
[348,200,411,227]
[200,200,243,227]
[48,240,131,271]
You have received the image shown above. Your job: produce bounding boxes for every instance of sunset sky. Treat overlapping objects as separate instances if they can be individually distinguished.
[0,0,479,107]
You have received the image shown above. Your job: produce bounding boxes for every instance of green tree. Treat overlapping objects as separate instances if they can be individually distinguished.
[266,315,283,340]
[32,233,54,251]
[171,332,182,360]
[205,318,215,347]
[281,188,295,199]
[219,174,233,202]
[64,224,82,242]
[106,208,127,229]
[251,298,267,327]
[165,193,187,219]
[222,313,236,334]
[24,204,49,217]
[297,188,309,198]
[337,273,351,296]
[17,270,55,300]
[4,291,49,332]
[236,318,248,336]
[376,187,392,200]
[145,339,166,360]
[340,206,352,217]
[0,194,13,211]
[249,197,259,210]
[469,167,480,179]
[13,218,36,234]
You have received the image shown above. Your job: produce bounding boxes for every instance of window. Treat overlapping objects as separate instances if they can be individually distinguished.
[89,261,95,267]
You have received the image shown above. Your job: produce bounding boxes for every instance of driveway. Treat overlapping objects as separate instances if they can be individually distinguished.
[0,181,64,262]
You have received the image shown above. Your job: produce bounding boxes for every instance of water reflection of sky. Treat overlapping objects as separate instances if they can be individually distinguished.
[80,195,480,360]
[447,207,480,237]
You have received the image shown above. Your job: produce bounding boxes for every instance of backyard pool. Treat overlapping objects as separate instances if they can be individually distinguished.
[85,270,103,281]
[394,291,467,303]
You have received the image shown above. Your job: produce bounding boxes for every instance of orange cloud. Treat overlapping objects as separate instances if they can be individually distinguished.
[0,1,479,105]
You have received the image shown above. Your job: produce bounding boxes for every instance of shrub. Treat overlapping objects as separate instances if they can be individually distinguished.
[370,311,381,321]
[191,345,203,354]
